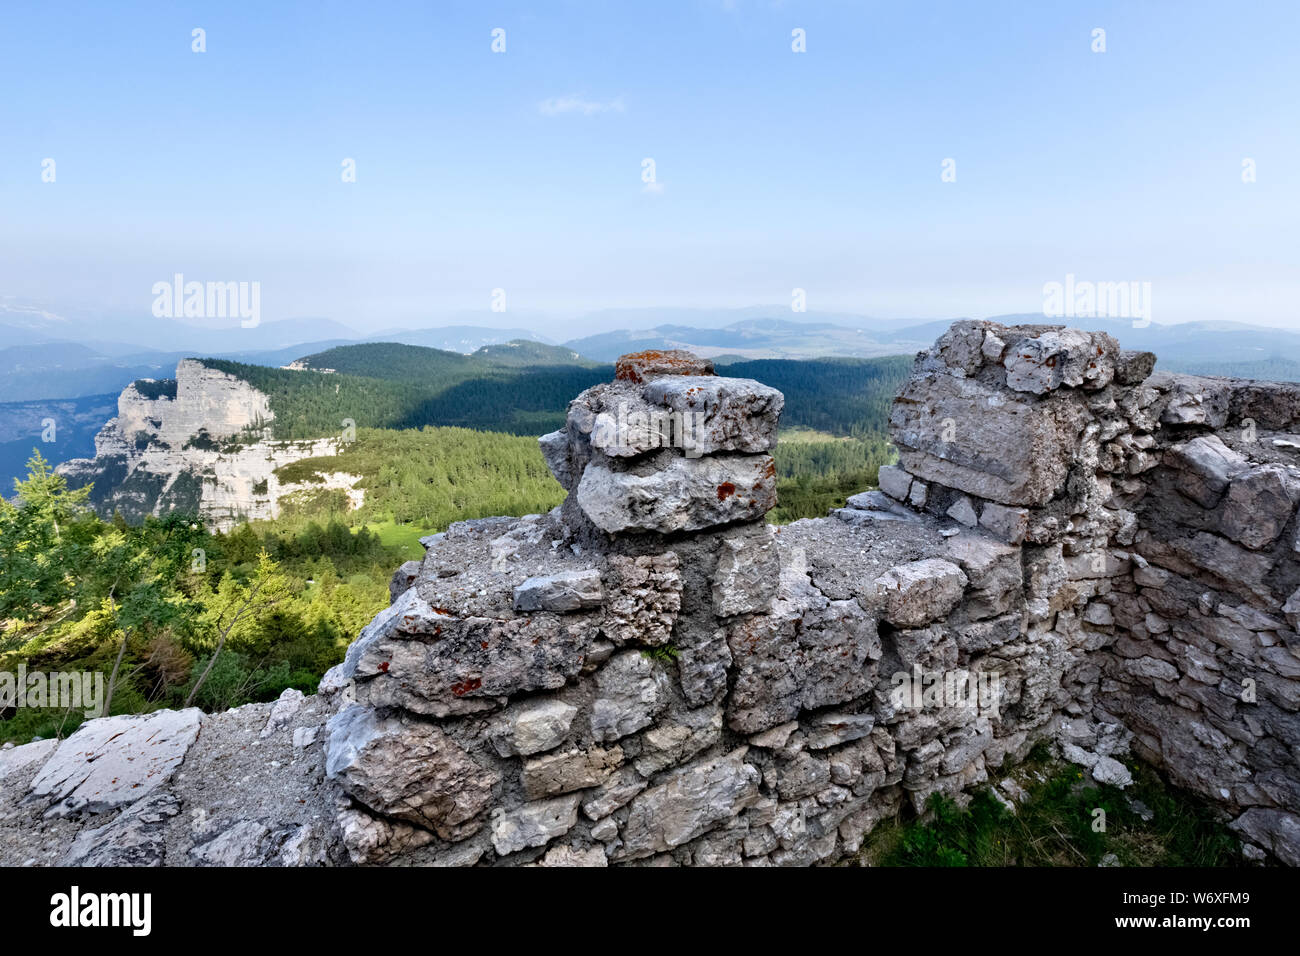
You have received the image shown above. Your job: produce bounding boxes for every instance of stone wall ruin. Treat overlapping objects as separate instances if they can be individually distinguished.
[3,324,1298,867]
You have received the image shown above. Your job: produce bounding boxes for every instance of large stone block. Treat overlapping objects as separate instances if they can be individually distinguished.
[872,559,969,628]
[342,588,601,717]
[575,454,777,533]
[614,749,761,860]
[891,372,1085,506]
[1218,464,1300,550]
[726,567,880,733]
[1165,435,1249,508]
[28,709,201,818]
[325,704,498,840]
[1002,329,1118,394]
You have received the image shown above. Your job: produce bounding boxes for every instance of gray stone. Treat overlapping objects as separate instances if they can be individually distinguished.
[727,567,881,733]
[873,559,968,627]
[522,747,624,799]
[343,588,600,717]
[892,372,1085,506]
[389,560,421,602]
[1218,464,1300,550]
[603,552,682,646]
[804,712,876,750]
[1157,374,1231,427]
[634,705,724,776]
[491,794,583,856]
[29,709,201,818]
[713,525,779,616]
[490,698,578,757]
[261,687,304,737]
[1002,329,1117,394]
[590,651,671,742]
[536,844,608,867]
[1230,809,1300,867]
[325,704,498,839]
[581,766,648,821]
[539,429,576,489]
[59,791,181,866]
[615,350,714,383]
[513,570,604,612]
[639,375,784,455]
[614,750,761,860]
[946,496,978,526]
[1165,435,1248,508]
[575,454,778,534]
[978,502,1029,544]
[876,464,912,501]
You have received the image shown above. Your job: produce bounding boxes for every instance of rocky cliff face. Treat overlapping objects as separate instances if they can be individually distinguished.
[56,359,361,531]
[5,327,1299,867]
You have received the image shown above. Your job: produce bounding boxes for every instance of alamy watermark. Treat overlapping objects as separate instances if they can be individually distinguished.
[1042,273,1152,328]
[890,665,1002,718]
[151,273,261,328]
[0,666,105,717]
[591,403,708,458]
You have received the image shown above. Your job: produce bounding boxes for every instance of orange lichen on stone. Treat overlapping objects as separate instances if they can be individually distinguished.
[615,349,715,383]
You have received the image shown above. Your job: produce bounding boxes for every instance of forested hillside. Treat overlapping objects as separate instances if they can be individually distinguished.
[199,342,611,438]
[201,344,913,441]
[272,426,566,531]
[0,348,913,739]
[725,356,913,437]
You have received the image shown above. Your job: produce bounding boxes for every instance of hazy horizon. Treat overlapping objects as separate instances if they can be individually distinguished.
[3,0,1298,336]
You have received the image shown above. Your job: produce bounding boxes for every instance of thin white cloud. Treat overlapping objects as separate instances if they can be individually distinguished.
[538,96,626,117]
[641,181,665,195]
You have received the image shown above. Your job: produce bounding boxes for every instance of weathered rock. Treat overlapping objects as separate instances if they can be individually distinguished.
[614,750,761,860]
[490,698,578,757]
[513,570,604,612]
[389,560,422,602]
[615,350,714,383]
[536,843,608,867]
[539,429,577,489]
[1002,329,1118,394]
[603,553,681,645]
[1165,435,1249,508]
[490,794,583,856]
[634,705,724,776]
[978,503,1029,545]
[1230,809,1300,867]
[892,373,1085,506]
[575,454,777,534]
[1156,374,1231,427]
[261,687,305,738]
[28,709,201,818]
[59,792,181,866]
[336,806,435,865]
[590,651,672,742]
[873,559,968,627]
[522,746,624,799]
[343,588,600,716]
[639,376,784,454]
[727,567,881,733]
[713,524,780,616]
[1218,464,1300,550]
[325,704,498,839]
[946,496,979,526]
[876,464,912,501]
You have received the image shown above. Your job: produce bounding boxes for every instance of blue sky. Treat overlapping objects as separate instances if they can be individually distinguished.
[2,0,1297,335]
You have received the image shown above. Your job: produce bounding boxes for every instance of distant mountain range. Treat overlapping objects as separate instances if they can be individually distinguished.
[6,299,1300,407]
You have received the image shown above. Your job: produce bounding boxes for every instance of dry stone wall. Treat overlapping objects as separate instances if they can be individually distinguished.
[3,327,1298,867]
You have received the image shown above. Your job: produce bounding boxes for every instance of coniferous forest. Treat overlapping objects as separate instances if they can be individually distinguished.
[0,350,908,737]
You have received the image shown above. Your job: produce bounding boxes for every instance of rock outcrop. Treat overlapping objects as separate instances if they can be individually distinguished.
[6,326,1300,867]
[56,360,361,530]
